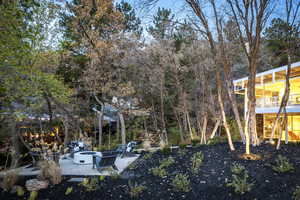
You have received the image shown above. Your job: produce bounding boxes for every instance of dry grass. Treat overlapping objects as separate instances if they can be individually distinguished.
[0,169,19,191]
[38,160,61,184]
[142,140,151,151]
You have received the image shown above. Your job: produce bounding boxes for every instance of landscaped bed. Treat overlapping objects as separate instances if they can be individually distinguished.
[1,142,300,200]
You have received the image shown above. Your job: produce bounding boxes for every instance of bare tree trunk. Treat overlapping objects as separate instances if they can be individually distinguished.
[118,112,126,145]
[98,112,103,147]
[18,128,36,164]
[224,77,246,143]
[209,0,246,144]
[63,118,70,147]
[246,59,259,147]
[201,115,207,144]
[116,116,120,142]
[151,99,158,131]
[10,117,20,168]
[174,109,184,142]
[210,119,221,139]
[285,111,288,144]
[277,108,287,149]
[269,55,291,142]
[159,79,168,144]
[216,71,235,151]
[186,112,193,140]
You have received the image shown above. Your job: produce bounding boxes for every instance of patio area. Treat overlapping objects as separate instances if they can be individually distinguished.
[0,153,140,177]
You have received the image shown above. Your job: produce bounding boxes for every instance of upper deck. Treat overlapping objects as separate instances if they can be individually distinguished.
[233,61,300,93]
[233,61,300,113]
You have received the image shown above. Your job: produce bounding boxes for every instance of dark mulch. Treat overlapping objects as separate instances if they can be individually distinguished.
[1,142,300,200]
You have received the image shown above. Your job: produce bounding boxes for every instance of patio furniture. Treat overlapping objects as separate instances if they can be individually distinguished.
[113,142,137,158]
[93,154,118,172]
[28,151,42,168]
[73,151,102,165]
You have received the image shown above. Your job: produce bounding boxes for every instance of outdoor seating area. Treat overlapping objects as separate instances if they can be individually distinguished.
[0,141,139,177]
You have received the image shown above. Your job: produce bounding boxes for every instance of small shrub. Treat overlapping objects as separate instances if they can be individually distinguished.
[79,177,99,191]
[160,146,171,155]
[143,153,153,160]
[191,152,204,174]
[0,169,19,191]
[159,157,175,168]
[167,127,182,145]
[128,181,146,199]
[171,173,191,192]
[191,139,200,146]
[38,160,61,184]
[227,166,254,195]
[99,175,105,181]
[16,186,25,196]
[28,191,38,200]
[231,163,245,175]
[293,186,300,200]
[178,148,187,157]
[179,143,187,149]
[65,187,73,195]
[272,155,294,173]
[149,167,167,178]
[109,170,120,180]
[207,136,226,145]
[128,162,138,170]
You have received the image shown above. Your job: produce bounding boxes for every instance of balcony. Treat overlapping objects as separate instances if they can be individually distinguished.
[256,93,300,108]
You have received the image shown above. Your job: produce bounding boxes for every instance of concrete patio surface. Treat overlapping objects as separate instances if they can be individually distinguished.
[0,154,139,177]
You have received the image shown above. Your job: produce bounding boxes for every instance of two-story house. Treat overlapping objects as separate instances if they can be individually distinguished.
[233,61,300,141]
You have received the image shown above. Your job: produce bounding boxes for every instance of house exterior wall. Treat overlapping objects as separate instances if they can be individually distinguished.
[234,61,300,141]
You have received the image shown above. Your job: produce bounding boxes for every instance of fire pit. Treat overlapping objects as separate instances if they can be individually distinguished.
[73,151,102,165]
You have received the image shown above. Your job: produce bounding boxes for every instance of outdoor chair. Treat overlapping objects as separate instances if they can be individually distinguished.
[28,151,42,168]
[114,142,137,158]
[93,154,118,172]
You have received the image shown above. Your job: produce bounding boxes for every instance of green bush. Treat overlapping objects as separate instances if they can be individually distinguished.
[207,136,226,145]
[159,157,175,168]
[65,187,73,195]
[128,161,138,170]
[293,186,300,200]
[231,163,245,175]
[171,173,191,192]
[16,186,25,197]
[272,155,294,173]
[109,170,120,180]
[28,191,38,200]
[128,181,146,199]
[149,167,167,178]
[191,152,204,174]
[191,139,200,146]
[143,153,153,160]
[79,177,99,191]
[228,118,242,142]
[160,146,171,155]
[227,164,254,195]
[178,148,187,157]
[179,143,187,149]
[167,127,182,145]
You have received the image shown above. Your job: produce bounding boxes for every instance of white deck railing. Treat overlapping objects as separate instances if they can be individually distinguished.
[256,93,300,108]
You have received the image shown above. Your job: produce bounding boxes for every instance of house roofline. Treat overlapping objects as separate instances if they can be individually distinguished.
[233,61,300,84]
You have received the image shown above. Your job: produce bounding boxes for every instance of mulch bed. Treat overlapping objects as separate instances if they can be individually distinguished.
[1,142,300,200]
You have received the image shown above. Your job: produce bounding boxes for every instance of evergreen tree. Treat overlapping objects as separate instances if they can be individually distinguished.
[148,7,174,40]
[264,18,300,67]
